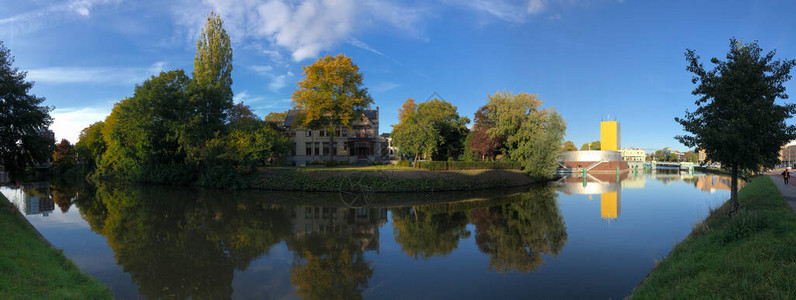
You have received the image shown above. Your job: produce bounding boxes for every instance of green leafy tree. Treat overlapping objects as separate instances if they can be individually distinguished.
[485,91,565,178]
[676,38,796,216]
[292,54,373,161]
[461,132,478,162]
[184,11,234,160]
[413,98,470,160]
[510,109,567,179]
[561,140,577,152]
[0,41,54,179]
[391,120,440,165]
[98,70,193,183]
[684,152,698,163]
[579,141,601,150]
[75,121,106,168]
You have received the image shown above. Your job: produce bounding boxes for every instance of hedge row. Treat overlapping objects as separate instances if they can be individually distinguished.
[253,169,511,192]
[416,161,522,171]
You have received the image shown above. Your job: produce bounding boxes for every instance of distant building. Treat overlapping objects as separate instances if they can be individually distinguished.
[283,108,383,165]
[780,143,796,167]
[697,149,707,163]
[559,120,628,173]
[380,133,396,160]
[620,148,645,162]
[37,129,55,141]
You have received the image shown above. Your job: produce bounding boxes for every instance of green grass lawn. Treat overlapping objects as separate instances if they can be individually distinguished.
[631,175,796,298]
[0,193,112,299]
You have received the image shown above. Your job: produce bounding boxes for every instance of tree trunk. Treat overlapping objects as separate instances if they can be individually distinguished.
[729,164,739,218]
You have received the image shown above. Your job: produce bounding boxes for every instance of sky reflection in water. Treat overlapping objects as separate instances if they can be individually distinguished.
[0,171,734,299]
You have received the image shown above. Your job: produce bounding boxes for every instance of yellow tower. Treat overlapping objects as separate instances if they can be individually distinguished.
[600,121,620,151]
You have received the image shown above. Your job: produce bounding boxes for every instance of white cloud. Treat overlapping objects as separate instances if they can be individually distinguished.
[50,106,111,143]
[250,65,273,74]
[26,62,167,85]
[527,0,545,14]
[234,90,268,104]
[0,0,120,36]
[443,0,620,23]
[268,71,294,92]
[442,0,528,23]
[371,81,401,93]
[348,38,404,66]
[171,0,427,62]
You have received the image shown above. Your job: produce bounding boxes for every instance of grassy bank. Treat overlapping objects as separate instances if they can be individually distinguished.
[0,193,112,299]
[631,175,796,298]
[250,168,535,192]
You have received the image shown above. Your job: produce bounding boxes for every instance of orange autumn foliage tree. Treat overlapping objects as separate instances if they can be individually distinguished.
[291,54,373,160]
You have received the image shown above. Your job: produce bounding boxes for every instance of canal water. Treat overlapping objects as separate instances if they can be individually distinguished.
[1,171,736,299]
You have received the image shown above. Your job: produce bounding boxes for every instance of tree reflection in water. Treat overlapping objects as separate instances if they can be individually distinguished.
[71,181,566,299]
[391,207,471,259]
[391,184,567,273]
[75,182,292,299]
[471,184,567,273]
[285,206,385,300]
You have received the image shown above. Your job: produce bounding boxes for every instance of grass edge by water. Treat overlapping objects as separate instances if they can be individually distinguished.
[630,175,796,298]
[0,191,113,299]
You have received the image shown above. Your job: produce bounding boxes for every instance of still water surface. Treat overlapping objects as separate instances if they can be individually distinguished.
[1,171,735,299]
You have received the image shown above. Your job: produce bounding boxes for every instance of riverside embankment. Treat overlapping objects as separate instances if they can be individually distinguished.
[0,192,111,298]
[631,175,796,298]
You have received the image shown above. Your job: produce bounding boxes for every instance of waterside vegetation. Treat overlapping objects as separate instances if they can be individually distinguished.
[632,175,796,298]
[0,193,112,299]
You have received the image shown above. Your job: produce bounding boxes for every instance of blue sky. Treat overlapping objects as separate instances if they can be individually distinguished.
[2,0,795,152]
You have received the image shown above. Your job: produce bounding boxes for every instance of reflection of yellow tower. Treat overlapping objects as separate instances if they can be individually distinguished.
[600,121,620,151]
[600,190,621,219]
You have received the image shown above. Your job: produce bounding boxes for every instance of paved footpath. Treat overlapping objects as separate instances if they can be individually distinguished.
[766,172,796,214]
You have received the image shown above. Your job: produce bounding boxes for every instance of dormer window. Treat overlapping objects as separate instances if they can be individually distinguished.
[306,130,312,137]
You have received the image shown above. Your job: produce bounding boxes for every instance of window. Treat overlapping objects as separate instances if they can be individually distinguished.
[320,130,325,137]
[342,128,348,137]
[306,130,312,137]
[291,143,296,156]
[335,129,341,136]
[314,142,320,156]
[331,142,337,156]
[323,142,329,156]
[305,143,312,156]
[343,143,348,151]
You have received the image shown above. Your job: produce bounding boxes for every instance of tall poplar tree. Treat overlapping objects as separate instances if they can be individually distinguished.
[186,11,234,159]
[0,41,54,179]
[676,38,796,217]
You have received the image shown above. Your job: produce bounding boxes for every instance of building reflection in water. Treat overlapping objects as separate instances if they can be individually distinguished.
[0,183,55,217]
[557,173,626,220]
[288,206,388,253]
[556,169,737,221]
